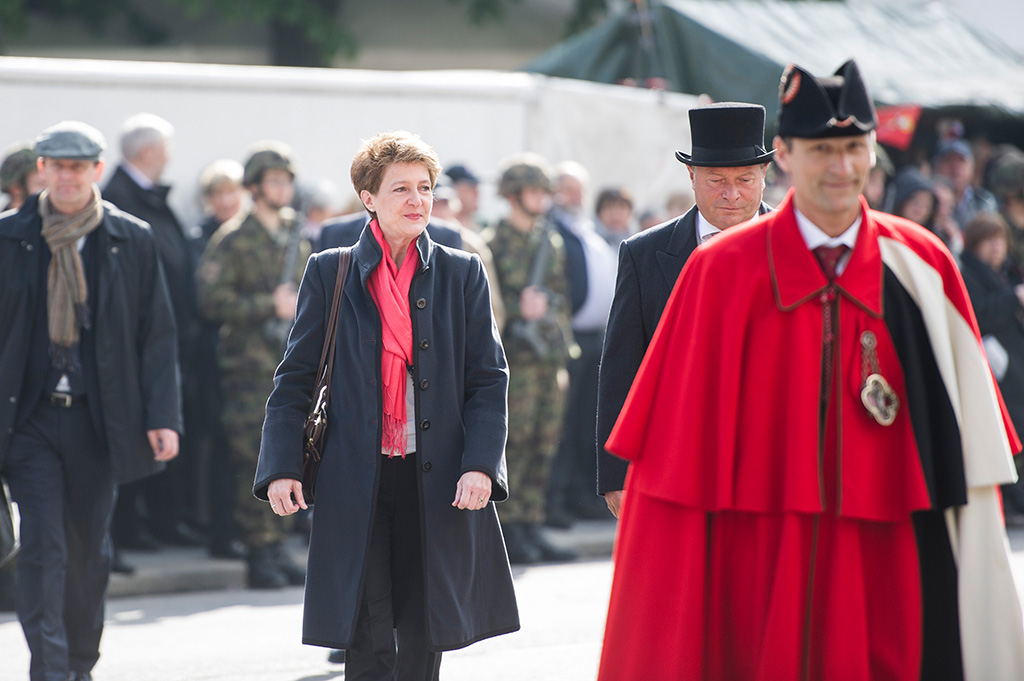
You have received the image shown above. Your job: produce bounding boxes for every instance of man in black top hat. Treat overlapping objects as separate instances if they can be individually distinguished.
[596,101,773,517]
[0,120,181,681]
[597,60,1024,680]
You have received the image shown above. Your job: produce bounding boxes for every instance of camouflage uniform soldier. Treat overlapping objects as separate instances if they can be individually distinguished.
[196,142,310,588]
[484,154,577,564]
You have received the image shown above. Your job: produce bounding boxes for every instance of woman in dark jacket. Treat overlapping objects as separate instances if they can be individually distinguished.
[959,212,1024,520]
[254,131,518,680]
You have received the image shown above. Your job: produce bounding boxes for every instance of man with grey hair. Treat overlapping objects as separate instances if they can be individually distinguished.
[103,113,205,555]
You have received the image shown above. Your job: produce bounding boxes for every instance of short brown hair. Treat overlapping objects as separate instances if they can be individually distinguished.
[595,187,634,215]
[350,131,442,198]
[963,212,1011,255]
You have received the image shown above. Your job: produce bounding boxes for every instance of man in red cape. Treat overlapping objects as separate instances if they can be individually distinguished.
[598,60,1024,681]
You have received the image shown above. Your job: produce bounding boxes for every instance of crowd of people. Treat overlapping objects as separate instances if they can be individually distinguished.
[3,54,1024,680]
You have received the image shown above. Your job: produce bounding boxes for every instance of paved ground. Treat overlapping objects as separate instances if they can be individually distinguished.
[2,523,1024,681]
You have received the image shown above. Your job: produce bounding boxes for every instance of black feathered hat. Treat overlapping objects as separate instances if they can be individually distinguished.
[777,60,877,139]
[675,103,775,167]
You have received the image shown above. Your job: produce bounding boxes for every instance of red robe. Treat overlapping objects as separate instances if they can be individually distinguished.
[599,191,1024,681]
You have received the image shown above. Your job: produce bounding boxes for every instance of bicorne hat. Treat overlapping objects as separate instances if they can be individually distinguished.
[675,102,775,167]
[777,60,877,139]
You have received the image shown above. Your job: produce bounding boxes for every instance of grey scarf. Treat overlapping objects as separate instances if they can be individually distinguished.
[38,185,103,371]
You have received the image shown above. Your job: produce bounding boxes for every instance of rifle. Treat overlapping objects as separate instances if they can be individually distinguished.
[508,219,564,358]
[263,212,304,352]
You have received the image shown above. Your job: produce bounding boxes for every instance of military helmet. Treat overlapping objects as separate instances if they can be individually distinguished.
[497,153,552,197]
[242,141,296,187]
[1,145,39,193]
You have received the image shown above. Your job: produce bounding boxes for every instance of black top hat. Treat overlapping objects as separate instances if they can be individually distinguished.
[675,103,775,168]
[776,60,877,139]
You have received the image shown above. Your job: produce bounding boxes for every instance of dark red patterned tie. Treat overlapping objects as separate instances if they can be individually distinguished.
[813,244,850,281]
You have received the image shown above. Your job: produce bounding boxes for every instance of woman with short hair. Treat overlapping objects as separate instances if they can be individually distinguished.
[255,131,518,680]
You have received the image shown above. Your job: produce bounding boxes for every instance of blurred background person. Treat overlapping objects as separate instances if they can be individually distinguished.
[257,131,518,679]
[958,213,1024,523]
[485,154,576,564]
[988,149,1024,274]
[933,138,998,228]
[665,188,695,218]
[546,162,617,529]
[197,142,310,588]
[445,163,484,232]
[0,143,44,211]
[433,176,506,328]
[193,158,246,250]
[190,158,249,560]
[296,176,345,244]
[863,142,894,210]
[103,113,206,570]
[593,186,636,249]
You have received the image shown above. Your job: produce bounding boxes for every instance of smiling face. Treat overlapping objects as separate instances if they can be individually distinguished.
[360,161,433,251]
[38,157,104,215]
[773,133,875,236]
[688,163,767,230]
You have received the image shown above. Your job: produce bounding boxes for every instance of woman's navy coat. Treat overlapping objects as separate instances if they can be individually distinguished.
[254,227,519,650]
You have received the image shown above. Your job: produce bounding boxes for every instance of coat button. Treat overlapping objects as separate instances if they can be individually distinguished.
[419,379,429,390]
[422,461,432,471]
[8,396,16,403]
[416,298,426,309]
[420,420,430,430]
[419,339,429,350]
[111,246,119,254]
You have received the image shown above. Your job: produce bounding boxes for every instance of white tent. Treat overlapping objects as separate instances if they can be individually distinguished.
[0,57,699,225]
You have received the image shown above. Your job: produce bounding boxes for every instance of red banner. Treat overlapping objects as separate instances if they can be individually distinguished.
[875,104,922,151]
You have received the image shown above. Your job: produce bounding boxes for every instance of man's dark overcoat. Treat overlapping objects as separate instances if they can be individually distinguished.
[596,203,770,494]
[103,165,200,359]
[254,228,518,650]
[0,194,182,483]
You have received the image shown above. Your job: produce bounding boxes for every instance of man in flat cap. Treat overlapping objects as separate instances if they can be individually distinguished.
[596,101,773,519]
[598,61,1024,680]
[0,121,182,681]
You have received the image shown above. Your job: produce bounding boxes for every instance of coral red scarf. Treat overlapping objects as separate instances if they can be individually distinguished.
[367,219,420,457]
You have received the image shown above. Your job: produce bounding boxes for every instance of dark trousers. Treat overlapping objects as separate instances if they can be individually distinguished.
[548,329,605,513]
[3,399,114,681]
[346,453,441,681]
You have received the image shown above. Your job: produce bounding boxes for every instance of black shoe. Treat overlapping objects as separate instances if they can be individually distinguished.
[116,528,161,552]
[209,539,248,560]
[502,522,542,565]
[327,649,346,664]
[153,522,206,547]
[247,546,288,589]
[68,672,92,681]
[271,543,306,586]
[543,507,575,530]
[111,550,136,576]
[525,524,578,563]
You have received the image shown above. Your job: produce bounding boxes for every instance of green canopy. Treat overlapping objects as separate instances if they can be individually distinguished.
[524,0,1024,145]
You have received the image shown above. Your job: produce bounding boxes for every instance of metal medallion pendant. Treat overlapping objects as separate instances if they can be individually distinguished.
[859,331,899,426]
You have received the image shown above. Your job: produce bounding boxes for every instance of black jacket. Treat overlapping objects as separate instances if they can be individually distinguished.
[103,166,200,362]
[960,250,1024,431]
[0,194,183,484]
[317,212,462,252]
[254,228,518,650]
[596,203,771,494]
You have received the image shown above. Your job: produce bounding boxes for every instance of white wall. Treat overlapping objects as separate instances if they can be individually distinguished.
[0,57,697,226]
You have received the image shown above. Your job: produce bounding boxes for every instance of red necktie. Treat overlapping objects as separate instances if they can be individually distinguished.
[813,244,849,280]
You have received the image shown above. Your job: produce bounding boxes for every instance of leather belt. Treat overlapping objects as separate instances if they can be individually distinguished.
[48,392,75,408]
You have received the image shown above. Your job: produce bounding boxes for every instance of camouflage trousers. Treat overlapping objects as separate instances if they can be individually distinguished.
[220,373,286,549]
[498,355,566,525]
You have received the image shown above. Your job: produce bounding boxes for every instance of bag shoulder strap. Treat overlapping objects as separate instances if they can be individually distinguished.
[315,247,352,391]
